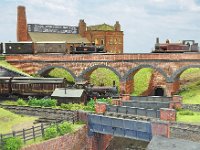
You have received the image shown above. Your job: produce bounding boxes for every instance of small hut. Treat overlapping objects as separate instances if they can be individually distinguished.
[51,88,87,105]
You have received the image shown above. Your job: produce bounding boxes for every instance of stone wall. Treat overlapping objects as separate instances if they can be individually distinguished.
[182,104,200,112]
[170,122,200,142]
[0,105,77,122]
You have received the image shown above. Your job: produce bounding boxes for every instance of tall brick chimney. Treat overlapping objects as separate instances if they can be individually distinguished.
[78,19,86,37]
[17,6,28,41]
[114,21,121,31]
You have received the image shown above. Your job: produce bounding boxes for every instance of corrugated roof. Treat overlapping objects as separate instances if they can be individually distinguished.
[87,23,114,31]
[29,32,90,43]
[51,88,85,98]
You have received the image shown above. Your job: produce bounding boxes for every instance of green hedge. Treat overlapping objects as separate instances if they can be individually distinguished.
[2,137,22,150]
[27,98,57,107]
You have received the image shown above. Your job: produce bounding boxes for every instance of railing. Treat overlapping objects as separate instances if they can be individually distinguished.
[0,123,48,145]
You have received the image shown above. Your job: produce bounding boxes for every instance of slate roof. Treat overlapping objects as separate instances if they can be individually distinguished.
[87,23,114,31]
[51,88,85,98]
[29,32,90,43]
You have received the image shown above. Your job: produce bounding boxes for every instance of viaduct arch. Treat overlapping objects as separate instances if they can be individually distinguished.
[6,53,200,96]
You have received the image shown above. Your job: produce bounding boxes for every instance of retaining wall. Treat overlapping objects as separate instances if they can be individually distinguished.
[106,105,160,118]
[182,104,200,112]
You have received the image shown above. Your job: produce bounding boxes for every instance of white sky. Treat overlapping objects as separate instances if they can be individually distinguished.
[1,0,200,53]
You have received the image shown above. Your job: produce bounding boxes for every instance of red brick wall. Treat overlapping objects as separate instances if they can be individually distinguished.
[17,6,29,41]
[85,31,123,53]
[22,125,112,150]
[151,121,170,138]
[160,108,176,121]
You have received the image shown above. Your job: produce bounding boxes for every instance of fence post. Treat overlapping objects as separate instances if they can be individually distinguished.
[32,126,35,141]
[12,131,15,137]
[41,123,44,137]
[0,134,2,144]
[23,129,26,144]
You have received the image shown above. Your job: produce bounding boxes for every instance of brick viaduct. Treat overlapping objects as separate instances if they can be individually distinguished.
[5,53,200,96]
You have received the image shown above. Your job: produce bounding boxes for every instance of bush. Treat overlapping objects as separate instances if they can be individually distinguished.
[28,98,57,107]
[16,98,27,106]
[57,122,73,135]
[2,137,22,150]
[60,103,85,110]
[179,110,194,116]
[44,125,58,140]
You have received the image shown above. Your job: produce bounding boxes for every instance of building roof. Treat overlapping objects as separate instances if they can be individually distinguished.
[29,32,90,43]
[87,23,114,31]
[51,88,85,98]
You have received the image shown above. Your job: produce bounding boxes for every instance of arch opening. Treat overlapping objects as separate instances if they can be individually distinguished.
[154,87,165,96]
[38,66,76,84]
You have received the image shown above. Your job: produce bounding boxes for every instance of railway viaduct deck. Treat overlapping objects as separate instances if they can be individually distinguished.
[5,53,200,96]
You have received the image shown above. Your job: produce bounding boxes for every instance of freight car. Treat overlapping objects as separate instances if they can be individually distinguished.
[152,38,199,53]
[1,42,106,54]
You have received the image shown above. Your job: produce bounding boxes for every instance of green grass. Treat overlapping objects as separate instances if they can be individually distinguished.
[0,60,30,76]
[179,68,200,104]
[177,109,200,124]
[0,108,37,134]
[90,68,120,87]
[48,68,75,83]
[131,68,153,96]
[0,100,18,105]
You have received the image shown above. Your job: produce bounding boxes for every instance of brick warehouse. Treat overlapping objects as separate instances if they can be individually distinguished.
[17,6,124,53]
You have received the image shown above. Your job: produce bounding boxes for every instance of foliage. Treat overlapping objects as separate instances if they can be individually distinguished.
[60,98,111,111]
[44,122,74,140]
[60,103,85,111]
[44,125,58,140]
[90,68,119,87]
[2,137,22,150]
[0,60,30,76]
[16,98,27,106]
[131,68,153,96]
[0,108,37,134]
[28,98,57,107]
[57,122,73,136]
[177,110,200,123]
[179,110,194,116]
[0,100,17,105]
[48,68,75,83]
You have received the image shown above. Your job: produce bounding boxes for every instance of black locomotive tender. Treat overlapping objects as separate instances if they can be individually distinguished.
[0,77,118,103]
[0,42,106,54]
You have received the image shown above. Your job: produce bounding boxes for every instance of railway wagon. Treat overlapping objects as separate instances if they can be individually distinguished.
[153,37,199,53]
[34,42,67,53]
[0,77,65,97]
[5,42,34,54]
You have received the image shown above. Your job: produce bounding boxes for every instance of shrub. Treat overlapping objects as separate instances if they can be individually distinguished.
[28,98,57,107]
[60,103,85,110]
[57,122,73,135]
[44,125,58,140]
[2,137,22,150]
[16,98,26,106]
[179,110,194,116]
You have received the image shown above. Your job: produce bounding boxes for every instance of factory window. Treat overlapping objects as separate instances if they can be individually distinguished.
[101,39,104,45]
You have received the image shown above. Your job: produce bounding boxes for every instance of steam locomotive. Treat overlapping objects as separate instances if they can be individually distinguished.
[0,42,106,55]
[152,38,199,53]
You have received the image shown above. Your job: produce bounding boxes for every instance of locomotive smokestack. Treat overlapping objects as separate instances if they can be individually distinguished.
[156,37,159,44]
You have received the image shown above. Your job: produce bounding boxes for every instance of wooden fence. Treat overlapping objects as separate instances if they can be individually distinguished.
[0,123,48,145]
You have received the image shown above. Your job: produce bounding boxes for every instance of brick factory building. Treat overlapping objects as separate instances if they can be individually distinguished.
[17,6,124,53]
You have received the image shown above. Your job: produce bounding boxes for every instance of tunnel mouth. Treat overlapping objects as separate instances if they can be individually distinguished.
[154,87,164,96]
